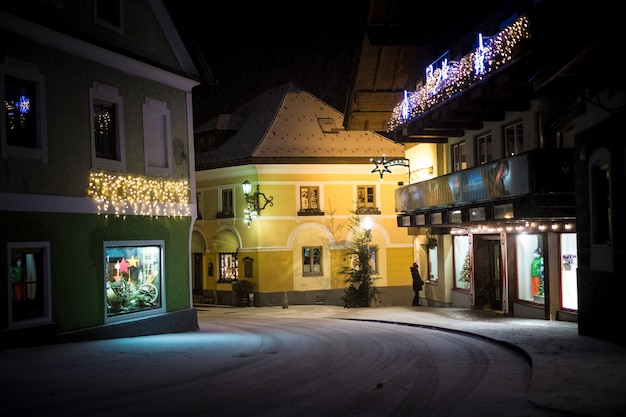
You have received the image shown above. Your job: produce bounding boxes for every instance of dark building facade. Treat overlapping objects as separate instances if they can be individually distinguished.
[347,0,624,345]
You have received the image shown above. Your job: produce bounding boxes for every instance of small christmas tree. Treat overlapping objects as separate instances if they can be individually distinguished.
[459,252,470,282]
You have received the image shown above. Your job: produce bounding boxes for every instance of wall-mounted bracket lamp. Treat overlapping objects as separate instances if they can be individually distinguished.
[242,180,274,227]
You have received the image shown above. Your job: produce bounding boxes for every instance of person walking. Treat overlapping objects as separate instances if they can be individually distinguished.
[410,262,424,306]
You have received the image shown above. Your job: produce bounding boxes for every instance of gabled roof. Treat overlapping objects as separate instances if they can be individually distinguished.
[195,83,404,170]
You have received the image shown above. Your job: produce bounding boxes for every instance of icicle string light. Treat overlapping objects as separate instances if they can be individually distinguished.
[88,170,190,217]
[389,15,530,131]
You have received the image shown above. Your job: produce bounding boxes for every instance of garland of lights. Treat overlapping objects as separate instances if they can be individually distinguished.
[88,170,190,217]
[389,15,530,131]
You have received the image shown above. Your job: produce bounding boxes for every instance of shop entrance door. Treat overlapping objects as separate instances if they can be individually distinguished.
[473,235,502,311]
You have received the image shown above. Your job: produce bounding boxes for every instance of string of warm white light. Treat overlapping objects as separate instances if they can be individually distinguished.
[389,15,530,131]
[88,170,190,217]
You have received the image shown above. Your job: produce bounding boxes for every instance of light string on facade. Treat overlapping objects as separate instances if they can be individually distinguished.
[87,170,190,217]
[388,14,530,131]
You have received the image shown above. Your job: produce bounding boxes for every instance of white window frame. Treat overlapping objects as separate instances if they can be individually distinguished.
[302,246,323,277]
[218,185,234,215]
[356,185,378,212]
[104,240,166,323]
[504,121,524,157]
[7,241,52,328]
[299,185,321,212]
[142,98,172,177]
[1,57,48,162]
[90,82,126,172]
[476,132,492,165]
[452,141,467,172]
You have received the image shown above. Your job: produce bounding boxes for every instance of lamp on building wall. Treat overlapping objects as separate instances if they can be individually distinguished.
[242,180,274,227]
[362,216,373,237]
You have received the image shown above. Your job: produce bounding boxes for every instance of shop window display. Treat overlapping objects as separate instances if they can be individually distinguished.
[560,233,578,310]
[454,235,470,290]
[515,234,545,304]
[105,241,163,318]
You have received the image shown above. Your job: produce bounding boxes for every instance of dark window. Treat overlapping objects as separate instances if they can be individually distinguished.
[93,99,117,160]
[5,75,37,149]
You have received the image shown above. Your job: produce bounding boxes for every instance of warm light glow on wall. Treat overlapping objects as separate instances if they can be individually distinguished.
[88,170,190,217]
[389,15,530,131]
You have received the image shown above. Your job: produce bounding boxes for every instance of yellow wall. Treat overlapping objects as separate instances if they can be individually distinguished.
[194,164,416,301]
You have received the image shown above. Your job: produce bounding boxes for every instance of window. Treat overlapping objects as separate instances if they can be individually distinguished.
[356,185,380,214]
[515,234,545,305]
[196,191,203,220]
[8,242,51,327]
[217,186,234,218]
[105,241,165,321]
[94,0,123,33]
[90,82,125,171]
[143,98,172,177]
[1,57,47,162]
[369,245,379,275]
[299,186,322,215]
[219,252,238,283]
[504,121,523,156]
[560,233,578,311]
[452,141,467,172]
[302,246,322,276]
[428,245,438,282]
[476,133,492,164]
[454,235,470,290]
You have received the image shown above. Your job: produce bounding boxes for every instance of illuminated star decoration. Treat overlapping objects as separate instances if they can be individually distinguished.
[127,256,139,268]
[119,257,130,274]
[371,155,411,181]
[16,95,30,113]
[371,155,392,180]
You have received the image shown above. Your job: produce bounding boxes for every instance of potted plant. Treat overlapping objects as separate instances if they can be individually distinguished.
[232,279,254,307]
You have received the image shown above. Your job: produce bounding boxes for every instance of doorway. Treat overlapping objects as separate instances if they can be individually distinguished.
[473,234,502,311]
[192,252,203,295]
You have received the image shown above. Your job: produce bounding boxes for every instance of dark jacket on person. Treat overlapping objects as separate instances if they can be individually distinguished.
[411,267,423,292]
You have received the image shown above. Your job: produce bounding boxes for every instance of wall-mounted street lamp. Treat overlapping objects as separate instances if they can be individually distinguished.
[242,180,274,228]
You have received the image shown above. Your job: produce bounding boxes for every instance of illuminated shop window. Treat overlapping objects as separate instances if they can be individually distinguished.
[428,245,438,282]
[8,242,51,327]
[105,241,165,321]
[1,57,47,162]
[454,235,470,290]
[303,246,322,276]
[515,234,545,305]
[218,252,238,283]
[560,233,578,311]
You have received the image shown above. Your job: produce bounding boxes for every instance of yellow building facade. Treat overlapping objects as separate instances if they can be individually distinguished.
[192,83,435,306]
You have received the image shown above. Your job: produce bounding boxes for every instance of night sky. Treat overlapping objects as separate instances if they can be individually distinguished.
[164,1,369,125]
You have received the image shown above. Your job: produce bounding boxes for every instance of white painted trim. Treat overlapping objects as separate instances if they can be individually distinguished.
[0,11,199,92]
